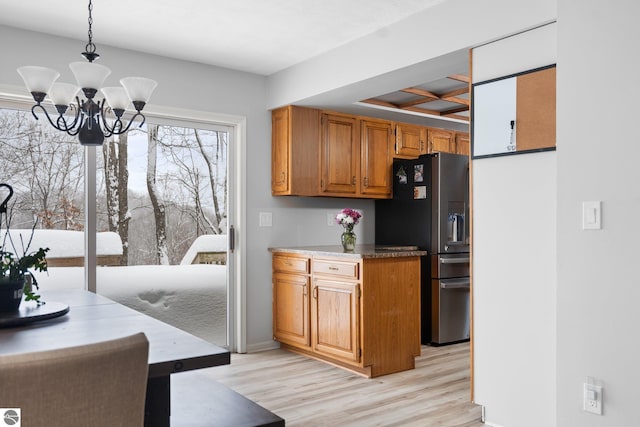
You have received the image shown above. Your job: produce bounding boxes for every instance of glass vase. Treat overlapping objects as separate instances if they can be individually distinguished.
[341,231,356,252]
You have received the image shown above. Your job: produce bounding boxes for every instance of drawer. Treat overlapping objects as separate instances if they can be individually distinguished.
[312,259,359,280]
[273,255,310,274]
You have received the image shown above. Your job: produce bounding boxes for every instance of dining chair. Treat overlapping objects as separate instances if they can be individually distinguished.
[0,332,149,427]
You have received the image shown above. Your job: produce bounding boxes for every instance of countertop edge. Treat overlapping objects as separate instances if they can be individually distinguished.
[269,245,428,259]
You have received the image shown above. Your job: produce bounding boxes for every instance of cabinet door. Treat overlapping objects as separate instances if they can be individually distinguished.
[273,272,310,348]
[271,107,290,194]
[455,132,470,156]
[395,123,427,158]
[360,119,392,198]
[428,128,455,154]
[320,113,358,195]
[311,279,360,363]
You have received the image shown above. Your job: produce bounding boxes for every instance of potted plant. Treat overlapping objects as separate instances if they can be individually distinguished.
[0,183,49,311]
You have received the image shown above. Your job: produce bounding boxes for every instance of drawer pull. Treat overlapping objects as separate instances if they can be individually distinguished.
[328,266,339,271]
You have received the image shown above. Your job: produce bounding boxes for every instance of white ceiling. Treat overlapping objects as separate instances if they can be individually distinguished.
[0,0,448,76]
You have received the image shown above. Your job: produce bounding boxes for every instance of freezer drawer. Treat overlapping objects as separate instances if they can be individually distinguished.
[431,277,470,344]
[431,253,470,279]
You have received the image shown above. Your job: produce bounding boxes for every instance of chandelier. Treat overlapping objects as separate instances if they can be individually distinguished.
[16,0,157,146]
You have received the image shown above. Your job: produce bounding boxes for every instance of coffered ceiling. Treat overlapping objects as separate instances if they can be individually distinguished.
[360,74,470,122]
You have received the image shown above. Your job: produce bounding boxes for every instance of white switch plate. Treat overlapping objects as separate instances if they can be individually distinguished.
[582,201,601,230]
[259,212,272,227]
[327,213,336,226]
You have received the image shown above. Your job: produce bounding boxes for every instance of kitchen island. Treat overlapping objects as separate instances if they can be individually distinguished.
[270,245,427,377]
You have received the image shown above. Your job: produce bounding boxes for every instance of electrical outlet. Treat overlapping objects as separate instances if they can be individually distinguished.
[327,213,336,226]
[583,383,603,415]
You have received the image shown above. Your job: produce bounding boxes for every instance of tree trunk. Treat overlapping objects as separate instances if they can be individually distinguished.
[194,129,223,234]
[146,125,169,265]
[103,134,130,265]
[117,133,129,265]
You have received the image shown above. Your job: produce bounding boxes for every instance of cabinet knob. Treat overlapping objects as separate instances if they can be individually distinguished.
[363,177,369,188]
[351,176,356,185]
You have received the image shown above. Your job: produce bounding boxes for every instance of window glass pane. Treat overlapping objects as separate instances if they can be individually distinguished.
[95,124,229,347]
[0,107,86,289]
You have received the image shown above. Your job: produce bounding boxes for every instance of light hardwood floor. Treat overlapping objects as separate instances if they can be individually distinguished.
[201,342,482,427]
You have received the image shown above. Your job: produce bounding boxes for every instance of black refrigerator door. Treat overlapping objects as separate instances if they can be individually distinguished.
[374,157,432,248]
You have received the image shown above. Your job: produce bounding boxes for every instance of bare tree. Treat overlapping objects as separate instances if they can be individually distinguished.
[194,129,224,234]
[146,124,169,265]
[0,109,84,230]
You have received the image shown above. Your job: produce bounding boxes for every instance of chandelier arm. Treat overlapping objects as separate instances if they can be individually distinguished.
[54,97,83,132]
[99,103,122,137]
[31,103,77,134]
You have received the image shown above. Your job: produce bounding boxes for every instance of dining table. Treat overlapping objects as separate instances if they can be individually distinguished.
[0,289,231,427]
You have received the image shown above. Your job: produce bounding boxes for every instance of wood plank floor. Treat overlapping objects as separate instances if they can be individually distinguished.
[200,342,482,427]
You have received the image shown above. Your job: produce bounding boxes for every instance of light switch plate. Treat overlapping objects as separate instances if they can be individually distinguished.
[582,201,601,230]
[259,212,272,227]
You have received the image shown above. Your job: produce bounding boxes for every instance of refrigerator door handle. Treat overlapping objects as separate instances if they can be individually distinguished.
[440,256,470,264]
[440,278,470,289]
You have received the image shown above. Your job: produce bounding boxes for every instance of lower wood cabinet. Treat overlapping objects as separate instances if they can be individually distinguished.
[312,279,360,363]
[272,251,421,377]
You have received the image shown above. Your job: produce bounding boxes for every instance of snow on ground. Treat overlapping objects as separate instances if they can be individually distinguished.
[1,229,123,257]
[38,264,227,346]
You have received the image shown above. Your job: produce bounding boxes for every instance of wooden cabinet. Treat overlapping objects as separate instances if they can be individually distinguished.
[395,123,427,158]
[428,128,456,154]
[359,119,392,197]
[320,114,392,199]
[272,254,311,349]
[272,251,421,377]
[455,132,470,156]
[271,105,463,197]
[320,113,359,196]
[312,278,360,363]
[271,106,320,196]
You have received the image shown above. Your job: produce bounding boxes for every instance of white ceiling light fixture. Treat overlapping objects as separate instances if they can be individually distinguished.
[16,0,157,146]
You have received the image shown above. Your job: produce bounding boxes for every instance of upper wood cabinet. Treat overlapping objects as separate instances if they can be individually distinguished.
[395,123,427,159]
[455,132,470,156]
[428,128,456,154]
[271,105,320,196]
[271,105,462,198]
[360,119,393,197]
[320,113,359,196]
[320,113,392,199]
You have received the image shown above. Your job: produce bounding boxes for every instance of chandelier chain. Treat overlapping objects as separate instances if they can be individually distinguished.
[85,0,96,54]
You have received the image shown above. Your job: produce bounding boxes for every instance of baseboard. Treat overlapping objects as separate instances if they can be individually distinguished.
[245,340,280,353]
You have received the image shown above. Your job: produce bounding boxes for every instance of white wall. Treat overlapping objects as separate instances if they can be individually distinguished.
[556,1,640,426]
[472,24,557,427]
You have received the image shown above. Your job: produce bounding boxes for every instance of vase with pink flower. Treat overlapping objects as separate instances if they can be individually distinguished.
[335,208,362,252]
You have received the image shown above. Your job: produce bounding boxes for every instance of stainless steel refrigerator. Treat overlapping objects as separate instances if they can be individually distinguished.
[375,152,470,345]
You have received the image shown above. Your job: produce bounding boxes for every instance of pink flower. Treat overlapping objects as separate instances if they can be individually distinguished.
[335,208,362,231]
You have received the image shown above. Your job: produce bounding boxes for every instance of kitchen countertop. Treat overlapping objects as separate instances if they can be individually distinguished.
[269,244,427,259]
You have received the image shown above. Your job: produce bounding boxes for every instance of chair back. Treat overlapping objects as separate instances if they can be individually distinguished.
[0,332,149,427]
